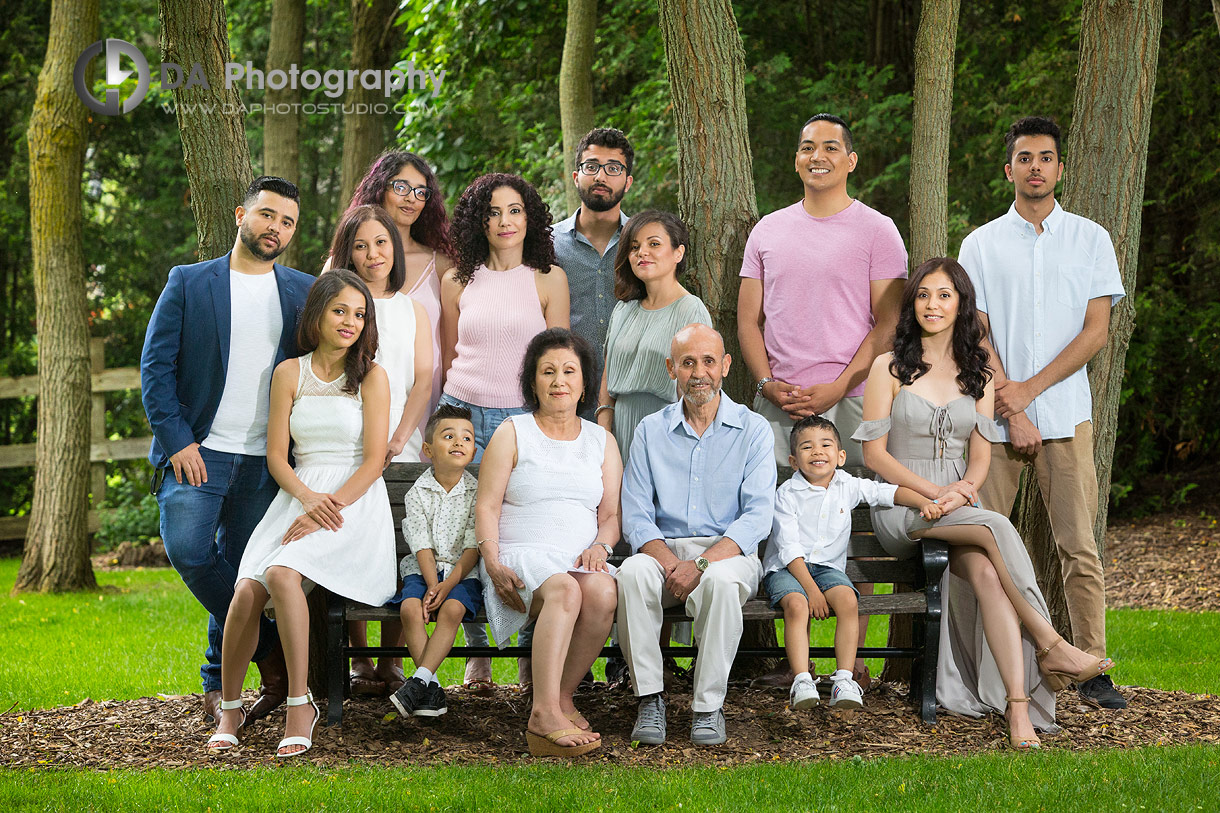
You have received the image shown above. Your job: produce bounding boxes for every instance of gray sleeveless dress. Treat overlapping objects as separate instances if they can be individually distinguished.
[852,389,1057,730]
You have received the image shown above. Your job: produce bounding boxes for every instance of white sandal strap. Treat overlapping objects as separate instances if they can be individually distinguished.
[277,736,313,748]
[207,733,239,747]
[219,698,244,710]
[285,693,314,707]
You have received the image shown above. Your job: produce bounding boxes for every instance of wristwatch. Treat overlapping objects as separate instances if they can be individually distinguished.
[694,556,710,572]
[598,543,614,557]
[755,377,774,396]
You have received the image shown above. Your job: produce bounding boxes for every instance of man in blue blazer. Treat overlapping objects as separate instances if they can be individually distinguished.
[141,176,315,725]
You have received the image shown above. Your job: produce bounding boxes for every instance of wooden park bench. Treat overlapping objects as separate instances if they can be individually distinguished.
[324,462,949,727]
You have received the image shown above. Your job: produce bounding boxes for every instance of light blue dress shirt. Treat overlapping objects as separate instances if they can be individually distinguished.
[621,392,776,555]
[552,208,630,370]
[959,202,1125,441]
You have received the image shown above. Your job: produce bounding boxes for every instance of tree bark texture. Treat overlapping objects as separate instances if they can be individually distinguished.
[264,0,305,270]
[338,0,402,210]
[907,0,959,266]
[658,0,771,671]
[160,0,254,259]
[16,0,99,593]
[559,0,598,214]
[1015,0,1162,637]
[1213,0,1220,38]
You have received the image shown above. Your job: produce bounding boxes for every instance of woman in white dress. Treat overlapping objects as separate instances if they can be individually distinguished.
[206,271,396,758]
[476,328,622,757]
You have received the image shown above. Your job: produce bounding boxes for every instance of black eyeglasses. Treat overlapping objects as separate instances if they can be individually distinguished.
[389,180,432,200]
[576,160,627,177]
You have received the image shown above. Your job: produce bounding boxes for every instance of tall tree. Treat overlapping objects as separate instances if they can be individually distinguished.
[559,0,598,214]
[264,0,306,270]
[907,0,959,265]
[338,0,403,209]
[16,0,99,593]
[1015,0,1163,633]
[1213,0,1219,37]
[657,0,769,669]
[160,0,254,258]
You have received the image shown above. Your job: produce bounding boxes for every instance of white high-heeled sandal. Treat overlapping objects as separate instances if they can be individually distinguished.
[275,692,320,759]
[206,698,246,752]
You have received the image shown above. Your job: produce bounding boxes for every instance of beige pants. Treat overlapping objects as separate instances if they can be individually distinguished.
[752,393,864,467]
[616,537,763,713]
[979,420,1107,659]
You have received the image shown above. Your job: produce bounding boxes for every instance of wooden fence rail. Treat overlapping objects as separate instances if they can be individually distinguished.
[0,337,152,541]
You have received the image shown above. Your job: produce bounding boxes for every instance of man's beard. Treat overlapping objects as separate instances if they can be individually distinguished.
[239,221,288,261]
[578,182,624,213]
[682,377,721,407]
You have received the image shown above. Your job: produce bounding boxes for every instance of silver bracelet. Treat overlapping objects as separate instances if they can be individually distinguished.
[755,376,774,396]
[595,404,615,415]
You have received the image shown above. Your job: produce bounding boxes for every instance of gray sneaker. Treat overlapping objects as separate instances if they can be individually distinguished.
[690,708,726,746]
[631,693,667,745]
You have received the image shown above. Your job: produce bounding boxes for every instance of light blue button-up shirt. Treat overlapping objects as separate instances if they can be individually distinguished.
[959,202,1125,441]
[621,392,776,555]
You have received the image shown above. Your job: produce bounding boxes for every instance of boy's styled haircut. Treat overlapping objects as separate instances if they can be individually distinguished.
[243,175,300,208]
[789,414,842,457]
[799,113,853,153]
[575,127,635,174]
[424,402,473,446]
[1005,116,1062,165]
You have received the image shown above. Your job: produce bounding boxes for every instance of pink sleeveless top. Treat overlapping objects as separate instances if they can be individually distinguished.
[406,252,443,421]
[443,264,546,408]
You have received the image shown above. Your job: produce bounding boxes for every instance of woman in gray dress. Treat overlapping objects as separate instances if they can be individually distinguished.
[854,257,1115,750]
[595,211,712,462]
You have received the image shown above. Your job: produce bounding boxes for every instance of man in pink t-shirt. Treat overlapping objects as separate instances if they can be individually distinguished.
[738,113,907,467]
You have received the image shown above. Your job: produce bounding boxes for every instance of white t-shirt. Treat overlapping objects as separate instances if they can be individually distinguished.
[201,270,283,455]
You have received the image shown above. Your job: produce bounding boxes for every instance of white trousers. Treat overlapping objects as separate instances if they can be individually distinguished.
[616,537,763,712]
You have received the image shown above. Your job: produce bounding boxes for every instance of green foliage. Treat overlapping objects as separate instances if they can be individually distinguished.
[95,478,161,552]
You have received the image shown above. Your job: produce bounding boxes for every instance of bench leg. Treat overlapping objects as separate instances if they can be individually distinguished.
[326,592,347,727]
[917,540,949,725]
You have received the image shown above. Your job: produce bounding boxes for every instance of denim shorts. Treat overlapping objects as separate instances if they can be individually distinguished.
[437,393,529,463]
[390,572,485,622]
[764,562,859,609]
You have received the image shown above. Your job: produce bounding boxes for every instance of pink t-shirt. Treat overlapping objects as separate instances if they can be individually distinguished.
[740,200,907,397]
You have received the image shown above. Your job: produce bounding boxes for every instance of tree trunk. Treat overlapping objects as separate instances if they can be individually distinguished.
[338,0,402,210]
[907,0,959,266]
[1016,0,1162,637]
[1213,0,1219,38]
[264,0,305,270]
[559,0,598,214]
[658,0,771,673]
[15,0,99,593]
[160,0,254,259]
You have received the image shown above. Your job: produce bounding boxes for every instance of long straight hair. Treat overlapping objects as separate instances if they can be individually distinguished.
[296,269,379,395]
[329,205,406,295]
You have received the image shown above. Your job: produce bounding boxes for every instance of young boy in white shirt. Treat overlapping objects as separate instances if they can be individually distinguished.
[390,404,482,718]
[762,415,939,710]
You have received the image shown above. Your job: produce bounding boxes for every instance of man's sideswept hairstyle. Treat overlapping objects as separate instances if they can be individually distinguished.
[1005,116,1062,165]
[799,113,853,153]
[243,176,300,208]
[575,127,635,175]
[424,402,473,446]
[788,414,842,457]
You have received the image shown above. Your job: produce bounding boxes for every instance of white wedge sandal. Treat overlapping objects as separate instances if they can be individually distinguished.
[275,692,320,759]
[206,698,246,752]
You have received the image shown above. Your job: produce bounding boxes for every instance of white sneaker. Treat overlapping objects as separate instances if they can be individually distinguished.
[789,676,820,710]
[830,670,864,709]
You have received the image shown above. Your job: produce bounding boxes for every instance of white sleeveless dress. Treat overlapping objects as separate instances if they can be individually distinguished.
[236,353,397,608]
[373,292,424,462]
[479,413,611,643]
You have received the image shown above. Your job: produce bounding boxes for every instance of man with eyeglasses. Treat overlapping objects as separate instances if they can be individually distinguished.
[552,127,635,421]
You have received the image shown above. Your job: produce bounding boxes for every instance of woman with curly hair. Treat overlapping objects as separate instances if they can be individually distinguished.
[854,257,1115,750]
[440,173,569,461]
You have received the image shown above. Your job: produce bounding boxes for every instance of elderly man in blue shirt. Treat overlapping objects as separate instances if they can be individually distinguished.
[617,323,775,746]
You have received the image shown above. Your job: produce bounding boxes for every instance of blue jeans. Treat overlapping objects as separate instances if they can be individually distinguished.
[437,393,528,463]
[156,447,280,692]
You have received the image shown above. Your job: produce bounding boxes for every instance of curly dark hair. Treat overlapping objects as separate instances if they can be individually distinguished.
[1005,116,1062,165]
[346,151,455,260]
[613,210,690,302]
[889,258,992,401]
[450,173,557,286]
[297,269,379,395]
[328,205,406,295]
[575,127,634,174]
[519,328,598,413]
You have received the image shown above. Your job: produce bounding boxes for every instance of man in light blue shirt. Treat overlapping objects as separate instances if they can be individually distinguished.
[959,115,1126,710]
[617,324,775,746]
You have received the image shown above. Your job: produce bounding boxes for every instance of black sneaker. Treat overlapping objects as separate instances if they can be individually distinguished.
[1078,674,1127,709]
[389,676,429,717]
[413,682,448,717]
[604,657,630,692]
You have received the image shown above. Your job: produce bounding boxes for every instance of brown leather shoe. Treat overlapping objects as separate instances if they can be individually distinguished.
[202,689,222,724]
[245,640,288,726]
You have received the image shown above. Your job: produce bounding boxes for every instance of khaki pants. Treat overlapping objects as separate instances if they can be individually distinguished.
[752,393,864,467]
[979,420,1107,659]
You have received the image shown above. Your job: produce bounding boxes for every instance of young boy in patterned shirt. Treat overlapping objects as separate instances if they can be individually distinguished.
[390,404,483,718]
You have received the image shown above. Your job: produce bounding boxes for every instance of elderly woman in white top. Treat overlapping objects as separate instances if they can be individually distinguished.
[476,328,622,757]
